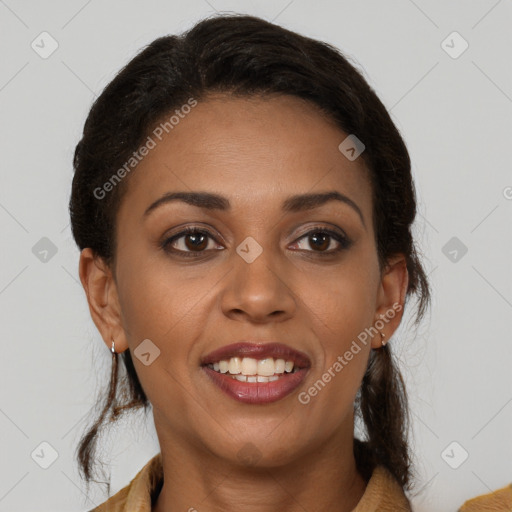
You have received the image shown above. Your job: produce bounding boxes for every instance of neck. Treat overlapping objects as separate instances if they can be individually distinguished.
[153,429,367,512]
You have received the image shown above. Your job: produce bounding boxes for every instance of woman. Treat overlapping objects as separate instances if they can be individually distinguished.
[70,13,431,511]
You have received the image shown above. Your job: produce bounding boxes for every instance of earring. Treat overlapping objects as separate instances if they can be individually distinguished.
[111,338,116,355]
[380,331,387,347]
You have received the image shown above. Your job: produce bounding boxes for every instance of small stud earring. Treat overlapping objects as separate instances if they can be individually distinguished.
[111,338,116,354]
[380,331,387,347]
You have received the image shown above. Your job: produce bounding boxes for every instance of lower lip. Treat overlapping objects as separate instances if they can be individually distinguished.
[202,366,309,404]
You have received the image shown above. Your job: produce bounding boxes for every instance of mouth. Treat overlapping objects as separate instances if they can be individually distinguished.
[200,342,311,404]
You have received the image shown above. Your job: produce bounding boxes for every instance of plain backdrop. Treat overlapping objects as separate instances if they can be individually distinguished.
[1,1,511,511]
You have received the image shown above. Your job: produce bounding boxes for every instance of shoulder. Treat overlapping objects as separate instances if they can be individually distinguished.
[88,453,163,512]
[458,482,512,511]
[352,465,412,512]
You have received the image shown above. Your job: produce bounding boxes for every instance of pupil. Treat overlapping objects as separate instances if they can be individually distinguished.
[186,233,207,250]
[311,232,328,251]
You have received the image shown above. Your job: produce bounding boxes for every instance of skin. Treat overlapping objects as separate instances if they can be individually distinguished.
[79,93,408,512]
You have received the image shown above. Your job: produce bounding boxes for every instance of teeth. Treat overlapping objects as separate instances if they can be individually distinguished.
[241,357,258,375]
[258,358,275,376]
[208,356,298,377]
[228,357,241,374]
[218,360,229,373]
[233,374,282,383]
[274,359,285,373]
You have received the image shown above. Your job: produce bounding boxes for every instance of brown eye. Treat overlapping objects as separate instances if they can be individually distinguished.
[162,227,222,257]
[308,232,330,251]
[183,232,208,251]
[291,228,352,254]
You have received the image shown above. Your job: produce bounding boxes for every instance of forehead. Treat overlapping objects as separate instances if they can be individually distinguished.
[119,94,372,221]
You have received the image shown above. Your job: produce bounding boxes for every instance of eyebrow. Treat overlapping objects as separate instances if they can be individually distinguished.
[144,190,366,228]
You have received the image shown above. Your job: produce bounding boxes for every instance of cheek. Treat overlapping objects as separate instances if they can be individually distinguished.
[117,251,202,330]
[297,255,379,343]
[294,257,377,410]
[115,260,210,422]
[115,253,226,392]
[306,276,374,386]
[298,290,373,435]
[115,255,206,372]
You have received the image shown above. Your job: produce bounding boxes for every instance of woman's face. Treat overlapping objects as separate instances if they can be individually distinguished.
[83,93,406,467]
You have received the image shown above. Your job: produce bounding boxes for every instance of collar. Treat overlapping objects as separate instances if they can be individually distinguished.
[92,452,411,511]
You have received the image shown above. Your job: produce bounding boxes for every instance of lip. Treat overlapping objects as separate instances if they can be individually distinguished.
[202,366,309,404]
[200,341,311,405]
[200,341,311,368]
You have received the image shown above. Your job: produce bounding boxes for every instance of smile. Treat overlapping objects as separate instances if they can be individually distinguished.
[206,356,300,382]
[201,342,310,404]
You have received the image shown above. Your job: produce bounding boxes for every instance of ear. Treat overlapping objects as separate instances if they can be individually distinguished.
[78,248,128,353]
[371,253,409,349]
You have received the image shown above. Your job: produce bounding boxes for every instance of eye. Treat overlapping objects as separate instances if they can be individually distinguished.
[161,227,223,257]
[290,227,352,254]
[161,225,352,259]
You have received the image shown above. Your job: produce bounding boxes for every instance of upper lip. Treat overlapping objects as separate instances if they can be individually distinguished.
[201,342,311,369]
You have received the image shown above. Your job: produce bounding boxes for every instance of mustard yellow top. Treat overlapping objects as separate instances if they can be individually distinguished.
[458,482,512,511]
[89,452,413,511]
[88,452,512,511]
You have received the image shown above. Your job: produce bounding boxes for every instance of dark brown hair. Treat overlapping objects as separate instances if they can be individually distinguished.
[69,13,430,498]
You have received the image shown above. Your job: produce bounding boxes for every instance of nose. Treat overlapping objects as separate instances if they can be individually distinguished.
[220,244,296,324]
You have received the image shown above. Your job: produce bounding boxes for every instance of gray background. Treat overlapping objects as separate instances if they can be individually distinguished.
[1,1,511,510]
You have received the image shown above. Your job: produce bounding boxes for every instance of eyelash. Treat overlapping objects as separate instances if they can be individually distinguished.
[161,225,352,259]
